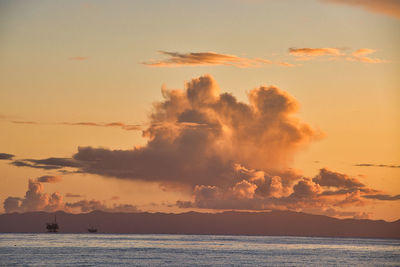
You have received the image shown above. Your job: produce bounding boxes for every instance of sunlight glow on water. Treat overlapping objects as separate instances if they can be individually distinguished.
[1,234,399,266]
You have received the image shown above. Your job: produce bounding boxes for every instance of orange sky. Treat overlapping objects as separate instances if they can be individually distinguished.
[0,0,399,221]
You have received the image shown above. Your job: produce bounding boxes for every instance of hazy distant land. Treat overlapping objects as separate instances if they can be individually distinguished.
[1,210,399,238]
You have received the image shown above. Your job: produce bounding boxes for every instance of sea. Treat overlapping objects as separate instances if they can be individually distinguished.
[0,234,399,266]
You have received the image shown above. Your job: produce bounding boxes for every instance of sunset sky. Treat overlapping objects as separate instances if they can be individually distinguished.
[0,0,399,221]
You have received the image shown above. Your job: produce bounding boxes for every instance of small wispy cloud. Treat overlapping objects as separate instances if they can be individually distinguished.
[61,122,142,131]
[143,51,293,68]
[289,47,387,63]
[6,118,216,132]
[355,163,400,169]
[347,48,387,63]
[5,119,142,131]
[10,120,38,125]
[289,47,343,61]
[69,56,89,61]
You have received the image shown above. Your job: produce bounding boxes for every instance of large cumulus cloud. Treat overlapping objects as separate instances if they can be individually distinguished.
[70,75,318,187]
[4,179,64,213]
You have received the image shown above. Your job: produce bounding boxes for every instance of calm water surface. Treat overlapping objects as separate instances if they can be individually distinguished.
[0,234,399,266]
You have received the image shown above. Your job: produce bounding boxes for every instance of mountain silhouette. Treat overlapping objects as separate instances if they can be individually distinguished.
[1,210,399,238]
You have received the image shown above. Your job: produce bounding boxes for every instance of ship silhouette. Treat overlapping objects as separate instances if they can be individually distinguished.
[88,225,98,233]
[46,215,59,233]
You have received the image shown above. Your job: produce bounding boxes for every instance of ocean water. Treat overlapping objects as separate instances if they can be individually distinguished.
[0,234,399,266]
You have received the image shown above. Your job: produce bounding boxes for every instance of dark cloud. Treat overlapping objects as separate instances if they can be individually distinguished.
[0,153,14,160]
[11,160,61,170]
[143,51,292,68]
[27,158,83,168]
[320,187,378,196]
[363,194,400,201]
[355,163,400,169]
[11,158,83,170]
[312,168,365,189]
[36,175,62,183]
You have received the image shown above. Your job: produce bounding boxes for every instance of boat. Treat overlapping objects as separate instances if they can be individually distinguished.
[88,226,98,233]
[46,215,59,233]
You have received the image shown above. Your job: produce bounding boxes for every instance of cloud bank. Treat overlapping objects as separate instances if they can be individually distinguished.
[177,167,397,216]
[143,51,292,68]
[6,75,399,218]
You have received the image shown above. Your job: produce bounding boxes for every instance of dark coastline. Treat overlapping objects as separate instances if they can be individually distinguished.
[1,210,399,238]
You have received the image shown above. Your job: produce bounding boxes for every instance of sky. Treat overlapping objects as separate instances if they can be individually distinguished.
[0,0,399,221]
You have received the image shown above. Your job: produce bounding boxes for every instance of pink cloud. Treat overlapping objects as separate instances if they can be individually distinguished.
[143,51,293,68]
[289,47,343,61]
[346,48,387,63]
[289,47,387,63]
